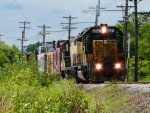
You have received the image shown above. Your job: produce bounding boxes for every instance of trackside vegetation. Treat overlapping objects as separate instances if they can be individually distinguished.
[0,53,149,113]
[116,15,150,82]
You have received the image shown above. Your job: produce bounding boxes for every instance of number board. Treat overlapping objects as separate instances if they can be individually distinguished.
[92,28,115,34]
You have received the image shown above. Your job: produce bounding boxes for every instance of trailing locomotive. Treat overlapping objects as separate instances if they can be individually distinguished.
[37,24,126,83]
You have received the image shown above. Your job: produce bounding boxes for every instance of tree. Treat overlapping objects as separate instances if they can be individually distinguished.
[0,43,20,67]
[116,15,150,81]
[26,42,41,53]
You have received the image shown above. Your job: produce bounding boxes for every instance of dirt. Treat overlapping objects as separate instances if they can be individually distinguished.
[80,83,150,113]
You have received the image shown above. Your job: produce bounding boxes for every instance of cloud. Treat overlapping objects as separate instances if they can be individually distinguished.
[0,0,150,46]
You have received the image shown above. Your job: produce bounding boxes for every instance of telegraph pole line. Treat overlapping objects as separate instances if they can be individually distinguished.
[128,0,141,82]
[95,0,105,26]
[134,0,139,82]
[124,0,129,82]
[95,0,100,26]
[117,3,134,53]
[19,21,30,38]
[38,24,50,45]
[17,31,28,53]
[61,15,77,40]
[19,21,30,53]
[117,1,134,73]
[61,15,77,52]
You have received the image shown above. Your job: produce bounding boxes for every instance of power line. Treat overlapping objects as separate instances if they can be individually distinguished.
[136,12,150,26]
[13,0,28,21]
[84,0,105,26]
[104,0,119,9]
[13,0,38,40]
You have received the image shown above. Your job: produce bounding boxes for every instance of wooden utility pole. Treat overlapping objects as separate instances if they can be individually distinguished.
[38,24,50,45]
[117,3,134,54]
[124,0,129,61]
[117,2,134,81]
[84,0,105,26]
[19,21,30,53]
[134,0,139,82]
[61,15,77,51]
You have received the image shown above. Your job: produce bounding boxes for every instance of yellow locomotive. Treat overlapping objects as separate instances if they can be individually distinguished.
[69,24,126,83]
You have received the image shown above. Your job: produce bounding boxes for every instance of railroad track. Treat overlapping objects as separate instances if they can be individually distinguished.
[77,82,150,92]
[104,81,150,84]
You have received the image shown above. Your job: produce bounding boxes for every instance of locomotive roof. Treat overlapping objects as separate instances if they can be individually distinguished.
[76,25,124,41]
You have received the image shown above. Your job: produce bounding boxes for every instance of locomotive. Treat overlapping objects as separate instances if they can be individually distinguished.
[38,24,127,83]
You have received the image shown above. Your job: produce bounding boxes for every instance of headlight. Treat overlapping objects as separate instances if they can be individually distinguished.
[96,64,102,70]
[101,26,107,34]
[114,63,121,69]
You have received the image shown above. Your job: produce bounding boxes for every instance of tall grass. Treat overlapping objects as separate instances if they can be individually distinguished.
[0,58,149,113]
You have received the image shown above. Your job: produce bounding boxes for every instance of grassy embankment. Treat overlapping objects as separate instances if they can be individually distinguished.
[0,60,149,113]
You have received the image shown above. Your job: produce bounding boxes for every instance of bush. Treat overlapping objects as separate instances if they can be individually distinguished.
[0,59,91,113]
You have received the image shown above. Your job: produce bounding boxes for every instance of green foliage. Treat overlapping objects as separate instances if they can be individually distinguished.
[0,59,90,113]
[116,16,150,81]
[0,44,20,67]
[26,42,40,53]
[128,57,150,81]
[0,59,148,112]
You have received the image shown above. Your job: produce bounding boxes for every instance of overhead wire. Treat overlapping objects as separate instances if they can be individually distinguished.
[14,0,28,21]
[13,0,38,40]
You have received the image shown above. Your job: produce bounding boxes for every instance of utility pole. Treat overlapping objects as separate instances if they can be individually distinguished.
[128,0,141,82]
[95,0,100,26]
[134,0,139,82]
[19,21,30,53]
[117,1,134,82]
[61,15,77,51]
[38,24,50,45]
[117,3,134,55]
[84,0,105,26]
[0,34,5,43]
[124,0,129,63]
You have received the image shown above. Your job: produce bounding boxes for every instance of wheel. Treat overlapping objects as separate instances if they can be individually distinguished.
[61,71,65,78]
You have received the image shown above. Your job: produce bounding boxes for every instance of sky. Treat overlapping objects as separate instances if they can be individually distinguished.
[0,0,149,48]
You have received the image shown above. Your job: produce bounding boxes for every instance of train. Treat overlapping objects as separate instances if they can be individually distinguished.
[37,24,127,83]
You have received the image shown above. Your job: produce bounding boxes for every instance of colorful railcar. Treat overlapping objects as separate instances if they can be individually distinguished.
[37,43,54,73]
[53,40,66,73]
